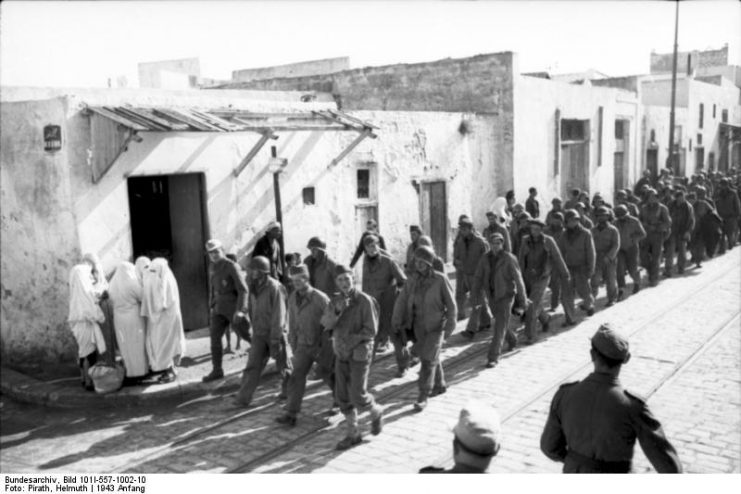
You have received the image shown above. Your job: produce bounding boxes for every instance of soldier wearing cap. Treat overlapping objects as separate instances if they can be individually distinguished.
[471,231,528,367]
[321,264,384,450]
[518,218,569,344]
[454,216,492,336]
[392,245,457,411]
[557,209,596,322]
[590,206,620,307]
[420,402,502,473]
[404,225,425,276]
[416,236,445,273]
[541,324,682,474]
[615,190,640,217]
[252,221,284,282]
[234,256,292,408]
[482,212,512,253]
[573,202,594,229]
[275,265,332,426]
[614,205,646,300]
[361,234,408,374]
[639,188,672,287]
[665,190,695,277]
[202,239,249,383]
[510,211,532,256]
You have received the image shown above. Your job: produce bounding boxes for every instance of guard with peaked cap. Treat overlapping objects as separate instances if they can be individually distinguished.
[540,323,682,474]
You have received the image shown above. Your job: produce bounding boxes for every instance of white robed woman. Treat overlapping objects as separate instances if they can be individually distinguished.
[68,264,107,391]
[141,257,186,383]
[108,259,150,380]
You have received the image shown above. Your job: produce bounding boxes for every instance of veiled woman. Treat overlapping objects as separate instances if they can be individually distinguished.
[82,252,116,364]
[141,258,186,383]
[68,264,107,390]
[108,258,149,380]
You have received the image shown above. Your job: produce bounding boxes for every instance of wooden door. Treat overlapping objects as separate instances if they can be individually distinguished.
[561,142,589,198]
[420,181,448,261]
[695,147,705,173]
[646,149,658,180]
[168,173,210,330]
[613,152,625,193]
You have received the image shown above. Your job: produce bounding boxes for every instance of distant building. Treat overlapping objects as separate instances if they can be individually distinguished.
[232,57,350,83]
[138,57,201,89]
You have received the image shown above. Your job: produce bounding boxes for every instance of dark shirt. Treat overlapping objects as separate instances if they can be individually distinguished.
[253,234,283,280]
[526,196,540,218]
[350,231,387,268]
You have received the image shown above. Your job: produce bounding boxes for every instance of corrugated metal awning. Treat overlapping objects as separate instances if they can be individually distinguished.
[82,105,377,134]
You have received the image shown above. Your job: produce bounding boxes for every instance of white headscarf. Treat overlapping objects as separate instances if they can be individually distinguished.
[141,258,180,319]
[134,256,151,283]
[490,197,512,226]
[68,264,105,324]
[82,252,108,294]
[109,261,141,302]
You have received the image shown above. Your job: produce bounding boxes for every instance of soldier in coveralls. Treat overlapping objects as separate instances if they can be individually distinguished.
[540,323,682,473]
[392,246,457,412]
[321,265,384,450]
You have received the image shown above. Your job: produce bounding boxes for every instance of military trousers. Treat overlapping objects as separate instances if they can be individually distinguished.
[487,295,516,363]
[456,272,492,331]
[375,329,409,372]
[549,271,562,310]
[719,217,739,253]
[664,234,688,274]
[641,233,664,284]
[524,276,550,341]
[413,326,445,397]
[617,246,640,289]
[285,344,335,416]
[335,354,378,415]
[235,333,289,406]
[591,256,618,303]
[562,265,593,314]
[209,313,230,372]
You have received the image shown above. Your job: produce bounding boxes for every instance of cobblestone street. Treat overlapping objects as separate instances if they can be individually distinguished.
[2,250,739,474]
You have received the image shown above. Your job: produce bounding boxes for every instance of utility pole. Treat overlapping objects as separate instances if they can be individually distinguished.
[269,146,288,280]
[667,0,680,176]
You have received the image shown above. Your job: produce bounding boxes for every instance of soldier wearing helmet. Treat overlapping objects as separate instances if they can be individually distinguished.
[557,209,596,322]
[541,324,682,473]
[590,206,620,307]
[392,245,457,411]
[233,256,292,408]
[614,204,646,300]
[638,189,672,287]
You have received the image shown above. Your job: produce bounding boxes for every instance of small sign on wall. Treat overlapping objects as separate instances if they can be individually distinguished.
[43,124,62,152]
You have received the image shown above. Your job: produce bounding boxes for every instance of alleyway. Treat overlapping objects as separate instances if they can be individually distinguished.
[1,250,739,474]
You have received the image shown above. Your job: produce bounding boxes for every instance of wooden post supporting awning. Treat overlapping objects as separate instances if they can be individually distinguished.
[82,105,378,183]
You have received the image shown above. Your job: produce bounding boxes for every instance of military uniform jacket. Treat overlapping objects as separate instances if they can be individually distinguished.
[526,196,540,218]
[209,258,248,319]
[518,234,568,283]
[639,203,672,237]
[591,223,620,260]
[320,289,379,362]
[287,287,330,350]
[615,215,646,251]
[350,231,387,268]
[471,251,527,305]
[362,252,406,314]
[668,200,696,236]
[557,225,596,274]
[392,270,457,337]
[482,223,512,253]
[716,189,741,219]
[253,235,283,280]
[248,276,288,345]
[453,233,490,276]
[304,253,337,296]
[540,372,682,473]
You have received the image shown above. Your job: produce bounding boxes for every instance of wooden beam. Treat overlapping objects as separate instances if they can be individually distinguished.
[234,132,277,177]
[92,130,140,184]
[328,129,373,168]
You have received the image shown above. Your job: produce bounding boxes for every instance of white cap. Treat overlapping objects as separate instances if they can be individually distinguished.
[451,401,502,456]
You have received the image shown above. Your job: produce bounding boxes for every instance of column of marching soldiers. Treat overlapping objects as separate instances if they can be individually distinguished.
[201,167,741,471]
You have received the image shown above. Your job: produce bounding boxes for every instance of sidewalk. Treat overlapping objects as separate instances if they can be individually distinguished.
[0,328,266,408]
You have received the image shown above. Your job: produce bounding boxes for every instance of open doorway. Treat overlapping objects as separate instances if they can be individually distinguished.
[127,173,210,330]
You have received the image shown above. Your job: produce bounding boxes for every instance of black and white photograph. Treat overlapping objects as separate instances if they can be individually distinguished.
[1,0,739,487]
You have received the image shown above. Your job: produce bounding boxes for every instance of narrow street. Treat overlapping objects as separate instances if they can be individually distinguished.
[2,250,739,474]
